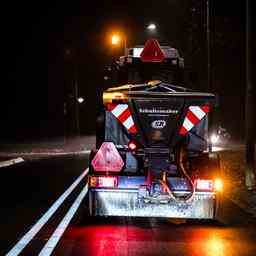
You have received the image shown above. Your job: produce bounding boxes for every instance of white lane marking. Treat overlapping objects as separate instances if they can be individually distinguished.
[38,184,88,256]
[6,168,89,256]
[0,157,24,168]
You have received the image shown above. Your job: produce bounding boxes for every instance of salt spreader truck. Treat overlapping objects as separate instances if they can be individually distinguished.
[88,39,223,219]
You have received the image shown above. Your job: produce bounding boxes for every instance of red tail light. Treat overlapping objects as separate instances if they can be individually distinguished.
[91,142,124,172]
[128,141,137,151]
[90,176,118,188]
[195,179,214,191]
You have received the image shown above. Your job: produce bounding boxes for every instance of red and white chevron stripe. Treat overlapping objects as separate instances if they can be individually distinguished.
[108,104,137,133]
[179,105,210,135]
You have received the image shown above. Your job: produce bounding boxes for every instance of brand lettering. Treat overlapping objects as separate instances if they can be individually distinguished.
[139,108,178,114]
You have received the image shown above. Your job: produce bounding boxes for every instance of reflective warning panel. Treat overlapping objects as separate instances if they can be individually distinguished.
[91,142,124,172]
[179,105,210,135]
[108,103,137,134]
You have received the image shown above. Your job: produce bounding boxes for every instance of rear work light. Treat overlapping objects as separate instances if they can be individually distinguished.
[90,176,118,188]
[195,179,223,192]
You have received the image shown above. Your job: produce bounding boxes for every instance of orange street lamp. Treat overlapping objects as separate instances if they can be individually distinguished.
[111,34,127,55]
[111,35,120,45]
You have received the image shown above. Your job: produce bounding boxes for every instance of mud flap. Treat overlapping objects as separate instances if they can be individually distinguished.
[89,189,216,219]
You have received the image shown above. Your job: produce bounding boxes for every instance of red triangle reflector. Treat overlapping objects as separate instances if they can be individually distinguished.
[91,142,124,172]
[140,39,165,63]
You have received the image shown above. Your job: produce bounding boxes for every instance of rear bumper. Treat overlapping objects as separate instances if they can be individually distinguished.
[89,188,217,219]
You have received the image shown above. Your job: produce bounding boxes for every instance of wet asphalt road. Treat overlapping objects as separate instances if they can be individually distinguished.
[1,155,256,256]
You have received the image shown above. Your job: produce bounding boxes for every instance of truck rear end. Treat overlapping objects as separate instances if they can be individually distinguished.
[88,81,222,219]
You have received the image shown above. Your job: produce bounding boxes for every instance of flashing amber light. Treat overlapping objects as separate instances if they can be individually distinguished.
[89,176,97,187]
[214,178,223,192]
[128,141,137,151]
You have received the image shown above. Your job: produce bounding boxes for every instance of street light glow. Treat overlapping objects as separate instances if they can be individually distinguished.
[111,35,120,45]
[77,97,84,103]
[110,33,127,55]
[147,23,156,31]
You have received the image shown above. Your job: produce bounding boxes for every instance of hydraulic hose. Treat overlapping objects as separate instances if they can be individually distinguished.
[160,146,195,203]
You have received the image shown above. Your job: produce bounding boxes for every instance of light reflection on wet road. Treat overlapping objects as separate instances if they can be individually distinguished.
[55,216,256,256]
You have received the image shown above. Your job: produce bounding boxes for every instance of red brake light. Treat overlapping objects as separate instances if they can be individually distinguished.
[128,141,137,151]
[91,142,124,172]
[195,179,214,191]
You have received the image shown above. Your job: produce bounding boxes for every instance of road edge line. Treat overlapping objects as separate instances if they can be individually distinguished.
[38,184,88,256]
[6,168,89,256]
[0,157,24,168]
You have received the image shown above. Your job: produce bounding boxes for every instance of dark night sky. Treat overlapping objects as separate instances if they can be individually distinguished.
[0,0,254,142]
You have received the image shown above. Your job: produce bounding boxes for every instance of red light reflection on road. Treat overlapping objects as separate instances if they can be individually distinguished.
[63,221,256,256]
[67,225,129,256]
